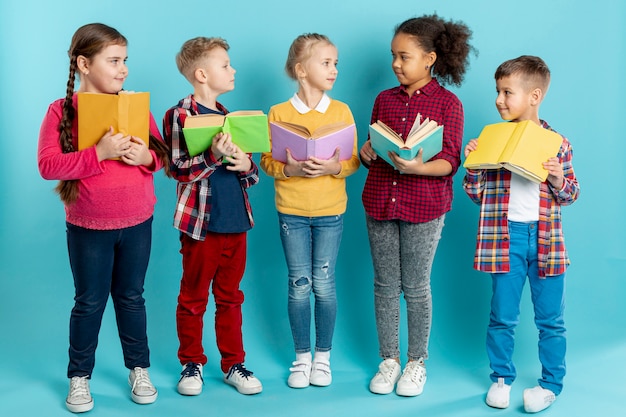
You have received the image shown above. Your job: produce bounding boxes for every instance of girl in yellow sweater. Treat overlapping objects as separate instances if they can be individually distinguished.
[260,33,359,389]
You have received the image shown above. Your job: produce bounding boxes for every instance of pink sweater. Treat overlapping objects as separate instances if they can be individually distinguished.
[38,96,164,230]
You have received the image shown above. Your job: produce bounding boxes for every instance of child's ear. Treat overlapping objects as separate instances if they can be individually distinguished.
[76,55,89,75]
[294,62,306,80]
[427,51,437,67]
[194,68,207,84]
[530,87,544,106]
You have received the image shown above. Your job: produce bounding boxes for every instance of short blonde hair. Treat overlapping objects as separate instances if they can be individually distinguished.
[176,37,229,82]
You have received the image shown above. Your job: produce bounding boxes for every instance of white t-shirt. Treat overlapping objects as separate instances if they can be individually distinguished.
[508,173,540,222]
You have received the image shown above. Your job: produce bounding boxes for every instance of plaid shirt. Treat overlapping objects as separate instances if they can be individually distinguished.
[362,79,464,223]
[462,120,580,277]
[162,94,259,240]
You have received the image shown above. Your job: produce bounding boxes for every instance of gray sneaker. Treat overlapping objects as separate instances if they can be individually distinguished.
[128,367,157,404]
[66,376,94,413]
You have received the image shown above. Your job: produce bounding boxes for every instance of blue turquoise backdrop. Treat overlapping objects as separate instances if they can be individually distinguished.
[1,0,624,416]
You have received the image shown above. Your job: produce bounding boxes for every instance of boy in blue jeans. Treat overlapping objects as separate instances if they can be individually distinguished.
[463,55,580,413]
[163,37,262,397]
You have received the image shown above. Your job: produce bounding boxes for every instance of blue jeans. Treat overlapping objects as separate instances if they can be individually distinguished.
[487,221,566,395]
[278,213,343,353]
[66,219,152,377]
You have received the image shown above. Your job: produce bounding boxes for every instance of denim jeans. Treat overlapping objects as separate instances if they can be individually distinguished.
[487,221,566,395]
[366,215,444,361]
[278,213,343,353]
[66,218,152,378]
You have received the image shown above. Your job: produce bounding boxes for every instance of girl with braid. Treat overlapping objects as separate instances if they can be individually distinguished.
[37,23,169,413]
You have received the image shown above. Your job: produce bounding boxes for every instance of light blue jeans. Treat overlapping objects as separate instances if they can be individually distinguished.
[487,221,566,395]
[278,213,343,353]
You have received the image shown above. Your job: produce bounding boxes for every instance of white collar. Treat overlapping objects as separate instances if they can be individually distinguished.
[290,92,331,114]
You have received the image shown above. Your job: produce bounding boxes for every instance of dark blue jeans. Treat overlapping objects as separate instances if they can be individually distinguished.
[66,218,152,378]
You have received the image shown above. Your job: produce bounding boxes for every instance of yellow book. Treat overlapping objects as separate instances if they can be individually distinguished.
[77,92,150,152]
[463,121,563,183]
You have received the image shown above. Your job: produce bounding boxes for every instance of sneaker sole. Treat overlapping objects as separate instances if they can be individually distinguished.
[224,378,263,395]
[177,385,202,396]
[369,383,395,395]
[66,399,94,413]
[131,391,158,404]
[396,385,424,397]
[309,379,332,387]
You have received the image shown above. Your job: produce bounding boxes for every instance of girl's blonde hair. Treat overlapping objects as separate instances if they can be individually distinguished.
[56,23,169,204]
[284,33,334,80]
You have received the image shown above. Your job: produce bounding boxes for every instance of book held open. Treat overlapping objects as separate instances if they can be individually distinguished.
[369,114,443,167]
[183,111,270,156]
[269,121,355,162]
[463,121,563,183]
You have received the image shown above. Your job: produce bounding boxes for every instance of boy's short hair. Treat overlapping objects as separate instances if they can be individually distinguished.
[176,37,229,83]
[495,55,550,94]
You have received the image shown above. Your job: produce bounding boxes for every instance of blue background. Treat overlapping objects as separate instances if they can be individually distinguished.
[1,0,624,416]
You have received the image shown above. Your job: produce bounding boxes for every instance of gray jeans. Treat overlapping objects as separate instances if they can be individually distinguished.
[366,215,445,361]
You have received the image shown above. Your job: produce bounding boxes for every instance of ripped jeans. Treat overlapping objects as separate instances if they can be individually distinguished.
[278,213,343,353]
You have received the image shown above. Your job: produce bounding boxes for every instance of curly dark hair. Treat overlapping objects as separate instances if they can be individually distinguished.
[395,14,476,86]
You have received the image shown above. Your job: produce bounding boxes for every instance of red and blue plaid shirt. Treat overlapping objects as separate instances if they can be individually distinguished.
[462,120,580,277]
[162,94,259,240]
[362,79,464,223]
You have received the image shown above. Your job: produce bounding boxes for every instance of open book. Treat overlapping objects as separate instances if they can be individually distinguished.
[77,91,150,153]
[270,121,355,162]
[369,114,443,167]
[463,120,563,183]
[183,111,270,156]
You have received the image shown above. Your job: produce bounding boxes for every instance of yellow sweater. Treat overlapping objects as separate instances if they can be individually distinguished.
[261,99,360,216]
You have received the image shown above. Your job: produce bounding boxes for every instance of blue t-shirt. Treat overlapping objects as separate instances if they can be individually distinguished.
[197,103,251,233]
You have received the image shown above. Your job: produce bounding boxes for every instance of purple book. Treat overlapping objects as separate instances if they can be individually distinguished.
[270,121,355,162]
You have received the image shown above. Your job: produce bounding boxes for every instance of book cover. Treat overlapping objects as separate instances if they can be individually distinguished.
[369,115,443,167]
[269,121,355,162]
[183,111,271,156]
[77,92,150,152]
[463,120,563,183]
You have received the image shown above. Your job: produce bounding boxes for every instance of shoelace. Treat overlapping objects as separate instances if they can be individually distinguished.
[180,363,203,382]
[69,377,90,398]
[228,363,254,380]
[404,361,426,383]
[132,368,153,391]
[379,360,399,383]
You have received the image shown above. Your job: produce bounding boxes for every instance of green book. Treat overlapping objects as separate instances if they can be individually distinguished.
[182,111,270,156]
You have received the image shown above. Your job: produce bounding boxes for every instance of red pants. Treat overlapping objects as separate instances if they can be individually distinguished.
[176,231,247,373]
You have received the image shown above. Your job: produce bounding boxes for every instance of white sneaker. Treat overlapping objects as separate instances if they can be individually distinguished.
[128,367,157,404]
[486,377,511,408]
[523,385,556,413]
[177,363,203,396]
[287,359,311,388]
[396,360,427,396]
[224,363,263,395]
[309,358,332,387]
[369,359,401,395]
[66,376,94,413]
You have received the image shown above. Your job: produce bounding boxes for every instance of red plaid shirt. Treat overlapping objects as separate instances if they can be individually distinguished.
[362,79,464,223]
[462,120,580,277]
[162,94,259,240]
